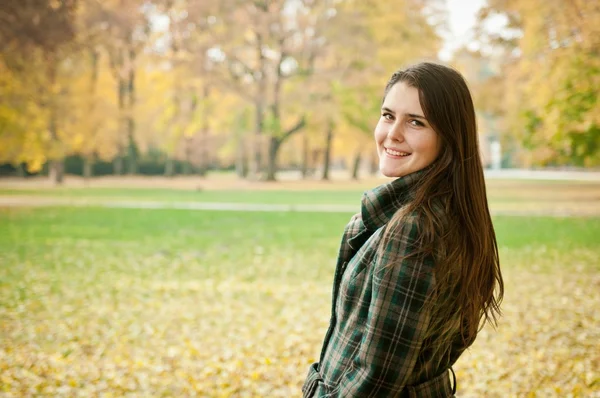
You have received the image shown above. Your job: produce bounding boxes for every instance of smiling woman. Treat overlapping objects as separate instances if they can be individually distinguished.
[303,62,504,397]
[375,82,441,177]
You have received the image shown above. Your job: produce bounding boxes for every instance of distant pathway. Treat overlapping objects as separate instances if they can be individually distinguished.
[1,196,597,217]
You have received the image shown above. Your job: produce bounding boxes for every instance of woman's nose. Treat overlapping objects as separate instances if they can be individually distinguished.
[387,122,405,141]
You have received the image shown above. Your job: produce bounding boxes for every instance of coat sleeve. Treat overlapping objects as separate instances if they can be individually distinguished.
[332,217,436,397]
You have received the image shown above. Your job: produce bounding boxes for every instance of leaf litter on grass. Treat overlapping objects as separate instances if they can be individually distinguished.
[2,249,598,397]
[1,210,599,397]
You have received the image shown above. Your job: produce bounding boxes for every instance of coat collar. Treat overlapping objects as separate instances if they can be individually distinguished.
[360,169,425,231]
[345,169,427,252]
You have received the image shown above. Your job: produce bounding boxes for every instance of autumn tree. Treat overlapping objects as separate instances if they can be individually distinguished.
[0,0,459,180]
[144,0,220,177]
[476,0,600,167]
[0,0,78,183]
[205,0,344,181]
[82,0,150,175]
[316,0,441,179]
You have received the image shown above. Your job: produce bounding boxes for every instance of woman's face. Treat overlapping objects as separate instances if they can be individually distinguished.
[374,81,441,178]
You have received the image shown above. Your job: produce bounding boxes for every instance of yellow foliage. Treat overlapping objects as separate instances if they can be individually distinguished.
[0,0,464,173]
[477,0,600,166]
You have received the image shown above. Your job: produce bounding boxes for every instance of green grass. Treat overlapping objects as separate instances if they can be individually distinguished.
[3,207,598,254]
[493,216,600,250]
[1,207,599,396]
[1,208,350,284]
[3,208,598,278]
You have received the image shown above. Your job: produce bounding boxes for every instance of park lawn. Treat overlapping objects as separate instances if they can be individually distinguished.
[1,207,599,397]
[2,179,600,216]
[0,186,594,204]
[2,178,600,202]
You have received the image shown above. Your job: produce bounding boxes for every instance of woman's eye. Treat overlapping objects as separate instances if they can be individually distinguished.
[409,119,425,127]
[382,113,393,120]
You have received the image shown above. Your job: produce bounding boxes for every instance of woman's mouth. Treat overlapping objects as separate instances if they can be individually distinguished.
[385,148,411,157]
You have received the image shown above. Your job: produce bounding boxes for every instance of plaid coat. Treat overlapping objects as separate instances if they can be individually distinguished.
[302,171,457,397]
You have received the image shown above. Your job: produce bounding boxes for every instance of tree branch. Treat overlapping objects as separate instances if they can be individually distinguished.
[279,115,307,142]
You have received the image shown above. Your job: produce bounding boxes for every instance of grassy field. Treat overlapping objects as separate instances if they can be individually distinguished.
[2,177,600,216]
[1,204,599,397]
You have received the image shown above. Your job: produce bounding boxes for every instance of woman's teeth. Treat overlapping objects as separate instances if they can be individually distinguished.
[386,148,410,157]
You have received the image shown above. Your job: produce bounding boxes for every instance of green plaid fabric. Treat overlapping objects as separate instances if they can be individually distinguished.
[302,170,456,397]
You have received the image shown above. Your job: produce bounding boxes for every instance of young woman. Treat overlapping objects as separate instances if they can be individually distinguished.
[302,62,504,397]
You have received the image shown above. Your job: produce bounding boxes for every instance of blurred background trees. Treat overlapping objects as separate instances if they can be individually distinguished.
[1,0,598,183]
[474,0,599,168]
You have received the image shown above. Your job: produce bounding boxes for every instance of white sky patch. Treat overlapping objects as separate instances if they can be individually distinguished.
[439,0,485,61]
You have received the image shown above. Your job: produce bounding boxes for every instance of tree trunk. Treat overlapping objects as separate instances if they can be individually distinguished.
[182,162,192,175]
[115,52,126,158]
[16,164,25,178]
[310,149,321,177]
[126,120,138,175]
[250,105,264,180]
[83,157,94,181]
[165,158,175,177]
[265,117,307,181]
[126,47,137,175]
[113,157,122,175]
[182,136,190,175]
[115,65,127,176]
[351,151,362,180]
[198,83,210,177]
[46,56,64,186]
[321,120,334,181]
[301,131,309,179]
[249,31,267,181]
[49,159,65,185]
[87,49,99,179]
[236,138,248,178]
[182,138,192,175]
[266,137,280,181]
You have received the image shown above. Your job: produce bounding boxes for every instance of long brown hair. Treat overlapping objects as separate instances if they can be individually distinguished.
[380,62,504,372]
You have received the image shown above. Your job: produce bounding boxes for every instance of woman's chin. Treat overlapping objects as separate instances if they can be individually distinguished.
[380,168,404,178]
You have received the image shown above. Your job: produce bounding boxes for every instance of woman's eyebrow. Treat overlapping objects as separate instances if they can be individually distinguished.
[406,113,427,120]
[381,107,427,120]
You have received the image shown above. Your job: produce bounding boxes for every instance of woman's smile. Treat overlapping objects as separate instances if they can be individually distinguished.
[384,147,411,158]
